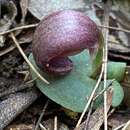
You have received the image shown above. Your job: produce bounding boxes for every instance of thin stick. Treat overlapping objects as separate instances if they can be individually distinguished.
[93,79,115,101]
[0,24,38,35]
[10,32,49,84]
[102,1,111,129]
[0,41,30,57]
[35,100,49,130]
[25,77,38,84]
[107,108,115,117]
[98,25,130,34]
[0,22,130,36]
[54,116,58,130]
[39,123,48,130]
[84,102,94,130]
[0,16,129,35]
[103,25,109,130]
[113,123,126,130]
[76,61,104,128]
[0,45,16,56]
[122,120,130,130]
[103,26,108,130]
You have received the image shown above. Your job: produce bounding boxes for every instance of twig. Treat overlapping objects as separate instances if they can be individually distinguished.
[35,100,49,130]
[0,41,30,57]
[93,79,115,101]
[108,40,130,48]
[107,108,115,117]
[74,89,113,130]
[84,102,94,130]
[39,123,48,130]
[76,59,104,128]
[0,34,123,58]
[103,19,108,130]
[0,82,33,98]
[0,20,129,36]
[83,82,114,130]
[0,45,16,56]
[0,22,129,36]
[25,77,38,84]
[83,80,114,130]
[98,25,130,34]
[113,123,126,130]
[54,116,58,130]
[103,22,108,130]
[102,1,111,130]
[122,120,130,130]
[17,70,30,81]
[0,24,38,35]
[10,32,49,84]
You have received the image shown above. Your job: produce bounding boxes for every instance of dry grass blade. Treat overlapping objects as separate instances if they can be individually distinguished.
[75,60,105,128]
[10,32,49,84]
[0,24,38,35]
[98,25,130,34]
[0,40,31,57]
[0,45,16,56]
[102,1,111,130]
[25,77,38,84]
[87,89,113,130]
[35,100,49,130]
[113,123,126,130]
[0,22,130,36]
[39,123,48,130]
[54,116,58,130]
[0,22,129,37]
[93,79,115,101]
[74,89,113,130]
[122,120,130,130]
[84,102,94,130]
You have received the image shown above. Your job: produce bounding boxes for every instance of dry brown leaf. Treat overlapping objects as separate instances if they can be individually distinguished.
[0,1,17,32]
[20,0,29,23]
[28,0,86,20]
[108,113,130,129]
[0,1,17,47]
[17,28,34,44]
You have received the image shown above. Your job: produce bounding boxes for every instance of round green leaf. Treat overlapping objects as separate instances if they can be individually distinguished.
[107,62,126,82]
[29,51,124,112]
[94,80,124,108]
[111,81,124,107]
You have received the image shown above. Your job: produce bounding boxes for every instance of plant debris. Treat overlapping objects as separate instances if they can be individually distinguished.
[0,0,130,130]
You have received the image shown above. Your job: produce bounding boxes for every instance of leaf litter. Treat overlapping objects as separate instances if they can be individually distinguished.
[0,0,130,130]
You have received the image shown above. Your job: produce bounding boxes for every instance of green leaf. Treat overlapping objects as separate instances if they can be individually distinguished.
[111,81,124,107]
[29,51,124,112]
[107,62,126,82]
[94,80,124,108]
